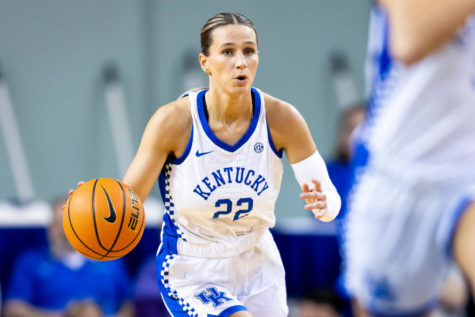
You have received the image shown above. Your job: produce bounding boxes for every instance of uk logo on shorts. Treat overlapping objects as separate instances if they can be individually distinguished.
[195,287,232,308]
[365,273,396,301]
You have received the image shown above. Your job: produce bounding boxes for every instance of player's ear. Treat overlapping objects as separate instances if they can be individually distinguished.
[199,54,211,75]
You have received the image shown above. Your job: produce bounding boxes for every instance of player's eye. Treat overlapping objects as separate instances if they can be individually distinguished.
[222,49,233,55]
[244,48,255,55]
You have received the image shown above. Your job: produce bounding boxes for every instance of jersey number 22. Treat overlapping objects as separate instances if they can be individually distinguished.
[213,198,253,221]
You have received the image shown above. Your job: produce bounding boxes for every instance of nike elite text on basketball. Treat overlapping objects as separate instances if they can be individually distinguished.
[127,188,140,231]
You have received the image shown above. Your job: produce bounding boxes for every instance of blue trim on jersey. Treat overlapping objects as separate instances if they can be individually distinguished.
[160,213,179,254]
[157,171,168,211]
[378,15,392,81]
[351,142,370,174]
[365,298,438,317]
[267,126,283,158]
[350,7,393,184]
[196,88,262,152]
[171,125,193,165]
[367,7,393,124]
[445,197,473,258]
[158,168,179,254]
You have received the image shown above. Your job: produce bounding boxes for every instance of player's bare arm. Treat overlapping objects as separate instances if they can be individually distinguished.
[381,0,475,65]
[123,97,192,202]
[264,94,317,164]
[265,94,340,221]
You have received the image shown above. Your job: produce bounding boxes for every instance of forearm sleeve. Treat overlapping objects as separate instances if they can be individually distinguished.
[291,151,341,222]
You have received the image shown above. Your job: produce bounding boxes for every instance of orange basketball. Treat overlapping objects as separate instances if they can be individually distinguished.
[63,178,145,261]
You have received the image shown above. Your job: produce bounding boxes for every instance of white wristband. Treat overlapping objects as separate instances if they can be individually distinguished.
[291,151,341,222]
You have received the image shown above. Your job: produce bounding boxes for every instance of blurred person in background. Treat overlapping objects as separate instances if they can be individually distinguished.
[3,197,133,317]
[327,102,366,224]
[64,302,101,317]
[326,103,366,316]
[343,0,475,316]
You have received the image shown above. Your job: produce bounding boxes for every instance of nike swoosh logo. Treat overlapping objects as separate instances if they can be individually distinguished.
[196,150,213,157]
[101,186,117,223]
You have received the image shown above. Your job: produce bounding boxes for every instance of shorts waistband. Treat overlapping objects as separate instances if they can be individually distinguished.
[176,229,267,258]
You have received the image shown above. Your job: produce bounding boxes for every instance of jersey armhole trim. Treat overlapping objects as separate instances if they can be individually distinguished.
[267,125,283,158]
[170,124,194,165]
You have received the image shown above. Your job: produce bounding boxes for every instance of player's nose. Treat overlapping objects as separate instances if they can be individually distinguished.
[235,52,247,69]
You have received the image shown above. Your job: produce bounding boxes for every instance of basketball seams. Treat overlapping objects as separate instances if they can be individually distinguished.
[91,179,112,254]
[66,191,108,259]
[64,178,145,261]
[90,179,127,259]
[107,209,145,253]
[103,181,145,254]
[100,180,128,259]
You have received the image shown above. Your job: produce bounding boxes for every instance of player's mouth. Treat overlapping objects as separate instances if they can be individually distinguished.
[234,75,248,84]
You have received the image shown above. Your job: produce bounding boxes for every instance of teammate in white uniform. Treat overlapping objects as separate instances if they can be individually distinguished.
[121,13,341,317]
[344,1,475,316]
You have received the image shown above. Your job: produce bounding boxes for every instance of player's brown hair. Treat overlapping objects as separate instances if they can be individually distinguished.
[200,13,258,56]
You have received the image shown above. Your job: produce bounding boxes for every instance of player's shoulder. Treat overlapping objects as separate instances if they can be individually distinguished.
[263,92,302,129]
[149,97,192,133]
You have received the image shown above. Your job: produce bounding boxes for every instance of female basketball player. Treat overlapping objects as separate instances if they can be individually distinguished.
[343,1,475,316]
[120,13,340,317]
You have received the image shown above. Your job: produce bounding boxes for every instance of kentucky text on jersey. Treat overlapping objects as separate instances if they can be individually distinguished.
[193,166,269,200]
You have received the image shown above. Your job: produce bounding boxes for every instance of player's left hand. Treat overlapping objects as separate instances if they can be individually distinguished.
[300,179,328,219]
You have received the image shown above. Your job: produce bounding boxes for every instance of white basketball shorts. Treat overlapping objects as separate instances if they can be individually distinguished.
[343,167,475,316]
[156,230,288,317]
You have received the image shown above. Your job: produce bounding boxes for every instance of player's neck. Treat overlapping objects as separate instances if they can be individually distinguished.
[204,89,253,124]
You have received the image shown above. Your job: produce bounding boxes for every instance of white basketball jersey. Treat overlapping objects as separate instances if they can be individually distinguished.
[360,9,475,182]
[158,88,283,258]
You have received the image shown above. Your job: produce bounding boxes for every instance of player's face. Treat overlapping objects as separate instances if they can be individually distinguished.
[201,24,259,94]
